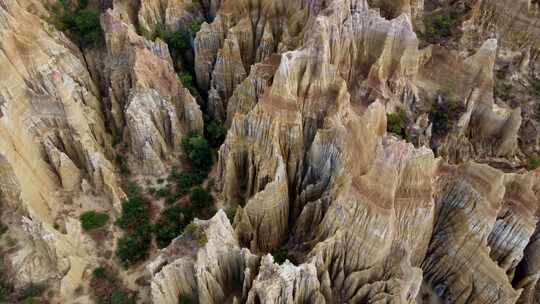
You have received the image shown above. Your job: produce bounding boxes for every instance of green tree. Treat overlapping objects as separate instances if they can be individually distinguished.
[190,187,213,210]
[116,197,150,231]
[80,211,109,231]
[153,206,192,248]
[115,227,152,267]
[386,109,407,138]
[182,135,214,173]
[205,121,226,148]
[49,0,103,46]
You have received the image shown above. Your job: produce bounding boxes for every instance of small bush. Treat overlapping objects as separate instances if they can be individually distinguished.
[225,206,237,224]
[190,187,214,210]
[154,23,190,53]
[205,121,226,148]
[178,73,195,91]
[184,223,207,246]
[420,9,461,44]
[49,0,103,46]
[110,290,136,304]
[178,294,193,304]
[155,187,171,199]
[116,197,150,231]
[182,135,214,173]
[527,156,540,170]
[80,211,109,231]
[386,109,407,138]
[271,249,288,265]
[190,21,203,35]
[91,267,136,304]
[0,277,13,302]
[17,283,47,302]
[153,206,191,248]
[125,180,142,198]
[171,172,203,193]
[530,77,540,98]
[429,94,465,137]
[495,82,513,101]
[92,267,110,281]
[116,227,152,267]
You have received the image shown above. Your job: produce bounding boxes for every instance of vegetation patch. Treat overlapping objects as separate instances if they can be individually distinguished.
[178,294,194,304]
[420,7,462,45]
[429,93,465,137]
[48,0,103,46]
[182,134,214,174]
[115,183,152,267]
[386,109,408,138]
[153,205,192,248]
[190,186,214,210]
[115,196,150,231]
[80,211,109,231]
[205,121,227,148]
[225,206,237,224]
[527,156,540,170]
[184,223,208,246]
[271,248,289,265]
[0,272,47,304]
[116,227,152,267]
[90,266,137,304]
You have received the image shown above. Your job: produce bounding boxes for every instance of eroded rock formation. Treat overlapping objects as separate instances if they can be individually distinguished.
[1,0,540,303]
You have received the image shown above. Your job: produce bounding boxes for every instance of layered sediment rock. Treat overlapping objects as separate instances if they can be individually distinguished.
[462,0,540,52]
[102,9,204,174]
[148,211,259,304]
[3,0,540,303]
[417,39,522,162]
[0,0,123,296]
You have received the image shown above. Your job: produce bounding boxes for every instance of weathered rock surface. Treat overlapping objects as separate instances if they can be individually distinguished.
[2,0,540,303]
[148,210,259,304]
[102,8,204,174]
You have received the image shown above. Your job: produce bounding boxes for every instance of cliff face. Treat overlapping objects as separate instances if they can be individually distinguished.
[1,0,540,303]
[101,9,204,175]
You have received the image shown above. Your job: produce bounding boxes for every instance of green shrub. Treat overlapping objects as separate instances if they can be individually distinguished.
[49,0,103,46]
[171,172,203,193]
[91,267,136,304]
[495,82,513,101]
[0,276,13,302]
[386,109,407,138]
[420,9,461,44]
[225,206,237,224]
[530,77,540,98]
[110,290,136,304]
[116,197,150,231]
[153,206,192,248]
[184,223,207,246]
[182,135,214,173]
[190,187,214,210]
[429,94,465,137]
[116,227,152,267]
[165,193,179,205]
[124,180,141,198]
[17,283,47,301]
[178,73,194,88]
[190,21,203,35]
[527,156,540,170]
[271,249,288,264]
[155,187,171,199]
[80,211,109,231]
[154,23,190,53]
[92,267,109,280]
[178,294,193,304]
[205,121,226,148]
